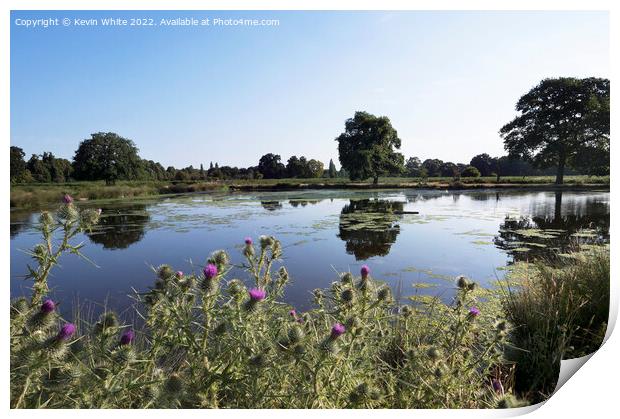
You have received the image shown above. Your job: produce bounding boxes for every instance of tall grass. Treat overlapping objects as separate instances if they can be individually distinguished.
[502,246,610,402]
[10,200,522,408]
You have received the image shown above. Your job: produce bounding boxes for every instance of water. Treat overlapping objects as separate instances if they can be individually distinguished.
[10,189,610,317]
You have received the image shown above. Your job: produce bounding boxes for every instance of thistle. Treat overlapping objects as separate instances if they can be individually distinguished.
[245,288,266,311]
[119,329,135,345]
[468,306,481,319]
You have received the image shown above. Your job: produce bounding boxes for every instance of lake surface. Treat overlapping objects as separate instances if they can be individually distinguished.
[10,189,610,317]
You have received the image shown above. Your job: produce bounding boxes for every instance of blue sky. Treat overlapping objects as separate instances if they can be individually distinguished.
[11,10,609,168]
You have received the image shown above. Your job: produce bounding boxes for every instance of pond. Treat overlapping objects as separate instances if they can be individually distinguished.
[10,189,610,317]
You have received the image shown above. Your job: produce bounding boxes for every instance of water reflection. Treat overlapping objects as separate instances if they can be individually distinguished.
[337,199,404,260]
[260,201,283,211]
[494,192,609,261]
[10,211,33,238]
[289,199,321,208]
[86,204,150,249]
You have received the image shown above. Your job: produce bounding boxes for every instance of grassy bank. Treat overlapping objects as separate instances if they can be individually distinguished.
[501,246,610,402]
[10,175,610,209]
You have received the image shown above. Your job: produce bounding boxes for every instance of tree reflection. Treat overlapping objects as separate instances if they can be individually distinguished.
[338,199,404,260]
[86,204,150,249]
[494,192,609,262]
[10,211,33,238]
[261,201,283,211]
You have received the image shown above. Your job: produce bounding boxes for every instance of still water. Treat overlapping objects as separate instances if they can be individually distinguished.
[10,189,610,316]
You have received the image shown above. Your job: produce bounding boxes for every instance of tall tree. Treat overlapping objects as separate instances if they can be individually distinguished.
[257,153,286,179]
[307,159,324,178]
[335,111,404,184]
[470,153,495,177]
[328,159,337,178]
[500,77,609,184]
[405,157,422,177]
[73,132,143,185]
[10,146,27,183]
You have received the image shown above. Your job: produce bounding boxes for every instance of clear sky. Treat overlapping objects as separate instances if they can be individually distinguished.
[10,10,609,169]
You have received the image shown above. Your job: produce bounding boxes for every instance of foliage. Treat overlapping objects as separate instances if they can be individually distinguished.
[11,214,521,408]
[257,153,287,179]
[73,132,143,185]
[461,166,481,178]
[500,77,610,184]
[328,159,337,178]
[336,112,405,184]
[501,246,609,402]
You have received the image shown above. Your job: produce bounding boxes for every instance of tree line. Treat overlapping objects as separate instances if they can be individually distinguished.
[10,77,609,186]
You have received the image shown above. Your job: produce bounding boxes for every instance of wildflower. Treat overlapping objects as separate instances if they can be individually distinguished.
[164,373,184,395]
[360,265,370,278]
[492,378,504,393]
[341,272,353,284]
[427,347,442,361]
[41,299,56,314]
[62,194,73,204]
[211,250,229,269]
[330,323,346,339]
[39,211,54,225]
[157,265,174,280]
[468,306,481,318]
[57,323,76,341]
[245,237,253,245]
[287,325,304,343]
[456,275,468,289]
[289,309,297,318]
[249,288,266,302]
[119,329,135,345]
[377,286,391,302]
[259,235,274,249]
[203,263,218,280]
[341,288,354,303]
[176,271,184,278]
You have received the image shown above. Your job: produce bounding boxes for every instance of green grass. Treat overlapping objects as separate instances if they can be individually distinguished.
[10,175,609,209]
[501,246,610,402]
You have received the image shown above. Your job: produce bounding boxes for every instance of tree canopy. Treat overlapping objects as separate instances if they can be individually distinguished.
[336,111,404,184]
[500,77,610,184]
[73,132,143,185]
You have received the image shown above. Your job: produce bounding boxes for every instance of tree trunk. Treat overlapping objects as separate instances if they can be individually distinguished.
[555,154,566,185]
[373,176,379,185]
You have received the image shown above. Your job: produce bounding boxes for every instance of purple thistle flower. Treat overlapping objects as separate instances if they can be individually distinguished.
[331,323,346,338]
[41,299,56,314]
[57,323,76,341]
[176,271,184,278]
[360,265,370,278]
[289,309,297,318]
[62,194,73,204]
[120,329,135,345]
[249,288,266,302]
[245,237,253,246]
[469,306,481,317]
[203,263,218,280]
[492,378,503,393]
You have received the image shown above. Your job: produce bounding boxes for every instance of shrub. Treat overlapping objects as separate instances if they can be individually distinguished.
[461,166,481,178]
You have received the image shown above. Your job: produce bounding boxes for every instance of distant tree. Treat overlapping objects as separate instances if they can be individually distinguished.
[335,111,404,184]
[500,77,609,184]
[461,166,481,177]
[328,159,337,178]
[27,154,51,183]
[258,153,286,179]
[200,164,205,179]
[405,157,422,177]
[470,153,495,177]
[286,156,304,178]
[73,132,142,185]
[307,159,324,178]
[421,159,443,177]
[10,146,27,183]
[440,162,458,178]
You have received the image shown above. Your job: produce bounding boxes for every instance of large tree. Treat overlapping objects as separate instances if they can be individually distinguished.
[335,111,404,184]
[73,132,142,185]
[500,77,609,184]
[10,146,27,183]
[257,153,286,179]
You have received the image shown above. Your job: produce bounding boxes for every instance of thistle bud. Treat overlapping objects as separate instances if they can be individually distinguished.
[340,288,355,303]
[287,325,304,344]
[330,323,346,339]
[341,272,353,284]
[377,286,391,302]
[456,275,468,289]
[39,211,54,226]
[210,250,229,270]
[427,347,441,362]
[119,329,135,345]
[164,373,184,395]
[157,265,174,280]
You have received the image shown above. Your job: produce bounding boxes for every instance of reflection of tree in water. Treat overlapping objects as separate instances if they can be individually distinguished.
[86,204,150,249]
[261,201,283,211]
[289,199,322,208]
[338,199,404,260]
[494,192,609,262]
[10,211,33,238]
